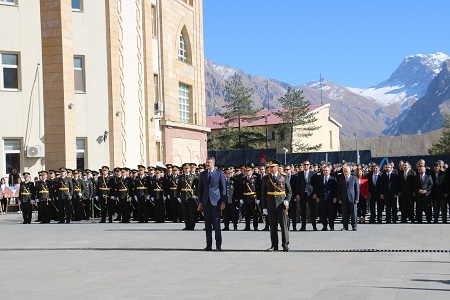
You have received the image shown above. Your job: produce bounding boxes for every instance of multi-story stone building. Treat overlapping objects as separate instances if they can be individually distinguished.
[0,0,208,177]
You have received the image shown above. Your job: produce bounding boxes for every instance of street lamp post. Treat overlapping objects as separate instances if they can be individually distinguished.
[262,114,268,149]
[354,133,360,164]
[282,147,288,165]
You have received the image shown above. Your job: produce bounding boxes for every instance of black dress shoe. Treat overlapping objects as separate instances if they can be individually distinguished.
[204,246,212,251]
[99,220,106,223]
[216,247,222,252]
[263,227,269,231]
[243,227,250,231]
[330,227,334,231]
[267,247,278,252]
[299,227,306,231]
[283,247,289,252]
[58,221,64,224]
[254,228,258,231]
[222,227,229,231]
[313,226,318,231]
[321,227,328,231]
[65,220,70,223]
[352,228,357,231]
[340,228,348,231]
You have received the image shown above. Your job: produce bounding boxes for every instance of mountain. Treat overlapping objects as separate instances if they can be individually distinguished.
[205,53,450,138]
[391,59,450,135]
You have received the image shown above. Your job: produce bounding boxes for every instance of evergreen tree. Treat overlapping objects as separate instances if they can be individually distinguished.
[273,86,321,152]
[428,114,450,154]
[215,73,264,149]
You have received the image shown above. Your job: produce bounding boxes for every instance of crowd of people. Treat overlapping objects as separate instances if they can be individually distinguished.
[1,158,449,233]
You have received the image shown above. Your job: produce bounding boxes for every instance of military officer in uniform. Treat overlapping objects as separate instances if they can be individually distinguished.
[57,168,73,223]
[117,168,133,223]
[19,172,35,224]
[261,159,292,252]
[239,164,261,231]
[149,168,166,223]
[81,172,93,219]
[222,167,238,231]
[178,163,198,230]
[72,170,85,221]
[167,165,183,223]
[134,165,149,223]
[91,170,100,218]
[35,171,52,223]
[96,166,114,223]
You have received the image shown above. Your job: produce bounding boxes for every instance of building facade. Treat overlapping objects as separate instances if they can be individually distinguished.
[0,0,208,178]
[207,104,342,153]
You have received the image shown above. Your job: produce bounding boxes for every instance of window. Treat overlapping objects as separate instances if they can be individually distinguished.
[76,138,86,170]
[178,34,187,63]
[74,56,85,92]
[0,0,17,5]
[151,5,157,37]
[179,83,190,123]
[72,0,83,11]
[271,131,276,140]
[156,142,161,162]
[4,139,21,174]
[154,74,161,115]
[1,53,19,90]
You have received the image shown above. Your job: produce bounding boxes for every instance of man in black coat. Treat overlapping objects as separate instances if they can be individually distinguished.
[430,162,446,223]
[414,166,433,223]
[367,164,382,223]
[398,161,416,223]
[380,164,399,223]
[312,165,338,231]
[297,161,317,231]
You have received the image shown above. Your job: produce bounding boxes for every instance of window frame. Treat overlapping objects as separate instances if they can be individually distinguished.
[178,34,187,63]
[74,55,86,93]
[3,138,21,175]
[179,83,190,123]
[0,0,18,6]
[151,5,157,37]
[0,52,20,91]
[71,0,83,12]
[76,138,86,170]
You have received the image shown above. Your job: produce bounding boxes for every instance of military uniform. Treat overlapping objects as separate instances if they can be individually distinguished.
[239,166,261,231]
[167,168,182,223]
[177,164,198,230]
[261,159,292,251]
[19,173,35,224]
[222,171,238,230]
[134,166,150,223]
[35,171,51,223]
[81,173,93,219]
[72,172,86,221]
[150,170,166,223]
[117,168,134,223]
[96,167,114,223]
[57,169,74,223]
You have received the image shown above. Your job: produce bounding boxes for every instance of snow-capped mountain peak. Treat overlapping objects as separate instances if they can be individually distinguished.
[205,59,237,81]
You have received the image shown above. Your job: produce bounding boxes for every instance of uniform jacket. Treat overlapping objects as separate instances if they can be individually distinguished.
[261,172,292,211]
[177,173,198,201]
[57,176,73,198]
[19,181,35,202]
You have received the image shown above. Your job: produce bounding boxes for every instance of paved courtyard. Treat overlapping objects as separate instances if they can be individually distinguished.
[1,212,449,299]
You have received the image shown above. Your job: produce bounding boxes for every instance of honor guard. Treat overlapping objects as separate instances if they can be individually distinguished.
[35,171,52,223]
[261,159,292,252]
[167,165,183,223]
[81,172,93,219]
[57,168,73,223]
[19,172,35,224]
[177,163,198,230]
[134,165,149,223]
[112,167,122,221]
[91,171,100,218]
[239,163,261,231]
[222,167,239,231]
[96,166,114,223]
[72,170,86,221]
[117,168,134,223]
[149,168,166,223]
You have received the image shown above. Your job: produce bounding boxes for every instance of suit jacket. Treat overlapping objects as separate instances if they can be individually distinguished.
[367,172,381,198]
[197,168,227,206]
[380,172,398,198]
[398,169,416,197]
[287,173,297,201]
[414,173,433,198]
[297,170,314,197]
[431,171,446,198]
[338,175,360,203]
[313,175,337,202]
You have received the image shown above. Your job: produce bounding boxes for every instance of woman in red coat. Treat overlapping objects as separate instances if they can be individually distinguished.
[356,169,369,223]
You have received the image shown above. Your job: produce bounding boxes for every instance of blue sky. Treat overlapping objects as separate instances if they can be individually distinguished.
[203,0,450,88]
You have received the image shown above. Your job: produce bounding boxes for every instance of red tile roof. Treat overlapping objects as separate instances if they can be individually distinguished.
[206,105,322,130]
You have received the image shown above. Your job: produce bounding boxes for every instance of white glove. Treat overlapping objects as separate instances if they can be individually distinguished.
[163,196,167,200]
[36,199,39,203]
[284,200,289,206]
[146,195,151,200]
[240,199,244,204]
[151,197,154,201]
[95,196,98,200]
[263,208,268,215]
[128,197,132,202]
[256,199,260,205]
[31,200,36,205]
[177,197,181,203]
[49,198,52,201]
[193,195,198,200]
[69,196,72,200]
[78,193,82,197]
[167,195,171,199]
[111,196,115,200]
[134,195,138,201]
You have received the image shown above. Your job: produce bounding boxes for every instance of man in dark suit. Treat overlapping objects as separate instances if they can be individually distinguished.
[313,165,338,231]
[284,165,298,231]
[398,161,416,223]
[367,164,382,223]
[261,158,292,252]
[431,162,447,223]
[297,161,317,231]
[338,166,360,231]
[197,157,227,251]
[380,164,399,223]
[414,166,433,223]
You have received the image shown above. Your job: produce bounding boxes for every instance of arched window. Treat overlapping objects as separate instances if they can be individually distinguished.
[178,27,191,64]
